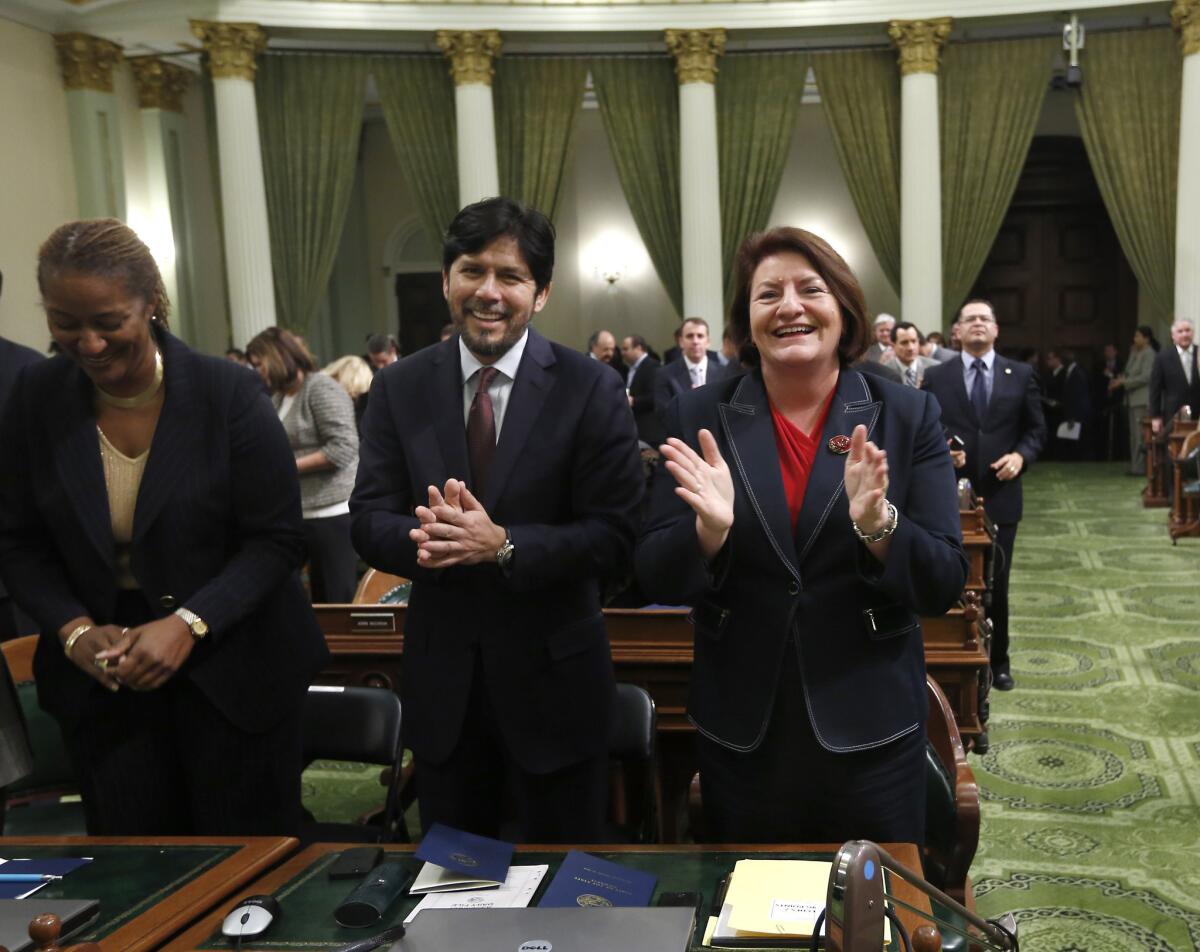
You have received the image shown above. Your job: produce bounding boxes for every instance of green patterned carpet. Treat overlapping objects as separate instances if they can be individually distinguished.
[971,462,1200,951]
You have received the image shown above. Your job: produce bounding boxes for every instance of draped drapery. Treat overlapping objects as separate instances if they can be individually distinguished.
[494,57,588,219]
[373,56,460,247]
[590,56,683,316]
[257,53,367,334]
[940,37,1056,322]
[717,52,810,308]
[811,50,902,294]
[1075,29,1181,322]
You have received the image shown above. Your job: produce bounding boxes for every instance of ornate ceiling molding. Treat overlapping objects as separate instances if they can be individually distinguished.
[436,30,502,86]
[191,20,268,81]
[54,32,123,93]
[665,28,726,84]
[888,17,952,75]
[1173,0,1200,56]
[129,57,191,111]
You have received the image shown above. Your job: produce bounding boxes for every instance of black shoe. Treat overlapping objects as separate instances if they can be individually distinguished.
[993,671,1015,691]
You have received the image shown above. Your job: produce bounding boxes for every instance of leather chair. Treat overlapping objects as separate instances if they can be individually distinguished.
[352,568,410,605]
[607,683,659,843]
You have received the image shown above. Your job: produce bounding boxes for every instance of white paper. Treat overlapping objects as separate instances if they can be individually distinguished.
[410,862,505,894]
[770,899,822,922]
[404,865,549,924]
[1057,421,1082,440]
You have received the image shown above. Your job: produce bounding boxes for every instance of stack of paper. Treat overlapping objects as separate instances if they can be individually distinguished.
[411,824,513,895]
[404,865,548,924]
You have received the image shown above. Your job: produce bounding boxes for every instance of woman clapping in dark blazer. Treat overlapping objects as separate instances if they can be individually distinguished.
[635,228,967,846]
[0,219,328,835]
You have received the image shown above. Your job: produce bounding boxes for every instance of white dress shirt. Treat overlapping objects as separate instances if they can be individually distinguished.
[459,330,529,440]
[685,355,708,388]
[1178,345,1196,385]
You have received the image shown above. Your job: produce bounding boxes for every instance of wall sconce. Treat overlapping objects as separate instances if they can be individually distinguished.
[586,230,632,286]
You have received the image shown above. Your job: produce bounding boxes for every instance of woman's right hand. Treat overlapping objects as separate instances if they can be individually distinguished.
[660,429,735,560]
[60,622,127,692]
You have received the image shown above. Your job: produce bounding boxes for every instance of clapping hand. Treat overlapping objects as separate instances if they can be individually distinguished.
[659,429,734,560]
[844,424,889,534]
[410,479,507,568]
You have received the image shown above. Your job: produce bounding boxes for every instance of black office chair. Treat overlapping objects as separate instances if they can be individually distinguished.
[607,683,659,843]
[301,685,408,843]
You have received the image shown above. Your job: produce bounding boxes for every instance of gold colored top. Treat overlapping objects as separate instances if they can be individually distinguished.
[98,427,149,590]
[1174,0,1200,56]
[888,18,953,76]
[130,58,191,112]
[54,33,123,93]
[191,21,268,81]
[665,28,726,84]
[436,30,502,86]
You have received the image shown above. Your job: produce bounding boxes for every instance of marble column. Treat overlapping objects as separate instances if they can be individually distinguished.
[889,18,952,326]
[1173,0,1200,323]
[666,28,725,334]
[191,20,275,345]
[437,30,501,207]
[130,57,194,341]
[54,33,125,219]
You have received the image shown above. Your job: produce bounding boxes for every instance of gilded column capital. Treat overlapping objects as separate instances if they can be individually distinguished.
[436,30,502,86]
[888,18,953,76]
[665,28,726,84]
[54,33,123,93]
[1173,0,1200,56]
[191,21,268,81]
[129,58,191,112]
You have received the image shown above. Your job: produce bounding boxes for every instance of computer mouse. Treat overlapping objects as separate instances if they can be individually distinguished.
[221,894,281,938]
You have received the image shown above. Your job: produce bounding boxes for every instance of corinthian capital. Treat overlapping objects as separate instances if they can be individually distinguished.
[130,57,191,112]
[436,31,503,86]
[888,18,953,76]
[1174,0,1200,56]
[191,21,268,81]
[665,28,726,84]
[54,33,123,93]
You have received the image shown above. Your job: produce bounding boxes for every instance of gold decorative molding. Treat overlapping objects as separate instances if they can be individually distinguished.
[191,21,268,81]
[888,18,953,76]
[129,58,191,112]
[665,28,726,84]
[1173,0,1200,56]
[54,33,123,93]
[436,30,502,86]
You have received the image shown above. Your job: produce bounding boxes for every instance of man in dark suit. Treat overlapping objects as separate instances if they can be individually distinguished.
[350,198,643,842]
[585,328,624,379]
[621,334,663,446]
[1148,318,1200,436]
[655,318,733,429]
[922,299,1046,691]
[1043,348,1091,461]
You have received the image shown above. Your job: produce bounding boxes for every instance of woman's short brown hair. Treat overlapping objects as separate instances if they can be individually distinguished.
[728,227,872,367]
[246,327,316,393]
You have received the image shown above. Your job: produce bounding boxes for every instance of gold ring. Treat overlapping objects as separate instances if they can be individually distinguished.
[95,657,109,672]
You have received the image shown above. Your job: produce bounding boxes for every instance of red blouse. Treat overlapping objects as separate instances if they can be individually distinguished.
[769,389,836,528]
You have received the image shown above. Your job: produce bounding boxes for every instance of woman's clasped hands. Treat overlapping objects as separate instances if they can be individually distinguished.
[84,616,195,692]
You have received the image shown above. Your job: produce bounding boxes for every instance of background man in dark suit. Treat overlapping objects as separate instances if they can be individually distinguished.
[1043,348,1091,460]
[922,299,1046,691]
[621,334,663,446]
[350,198,643,842]
[586,328,624,378]
[1149,318,1200,436]
[655,318,732,428]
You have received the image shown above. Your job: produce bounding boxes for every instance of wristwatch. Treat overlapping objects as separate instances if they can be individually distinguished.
[175,607,210,640]
[496,531,515,576]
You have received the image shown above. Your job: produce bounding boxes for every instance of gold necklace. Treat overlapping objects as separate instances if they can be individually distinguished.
[95,349,163,409]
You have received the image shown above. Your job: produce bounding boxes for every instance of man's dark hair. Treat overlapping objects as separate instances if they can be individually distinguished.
[891,321,925,345]
[625,334,647,351]
[443,197,555,293]
[927,331,945,345]
[681,317,710,333]
[366,333,398,355]
[957,298,997,322]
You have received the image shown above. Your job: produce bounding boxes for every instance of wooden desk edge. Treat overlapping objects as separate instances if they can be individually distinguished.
[165,842,932,951]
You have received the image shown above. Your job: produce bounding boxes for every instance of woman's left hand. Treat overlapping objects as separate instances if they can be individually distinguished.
[844,424,889,533]
[101,616,195,691]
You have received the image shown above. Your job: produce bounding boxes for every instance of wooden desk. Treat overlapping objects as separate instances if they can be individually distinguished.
[1167,421,1200,541]
[1144,418,1172,507]
[165,841,935,951]
[0,836,296,952]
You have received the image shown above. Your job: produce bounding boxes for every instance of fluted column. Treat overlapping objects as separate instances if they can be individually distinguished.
[54,33,125,219]
[889,18,951,325]
[666,28,725,334]
[192,20,275,345]
[1174,0,1200,323]
[437,30,501,207]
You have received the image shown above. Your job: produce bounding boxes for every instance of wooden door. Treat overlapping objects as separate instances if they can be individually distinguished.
[395,272,450,356]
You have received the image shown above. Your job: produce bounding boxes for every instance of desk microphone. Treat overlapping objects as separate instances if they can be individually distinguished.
[334,860,413,928]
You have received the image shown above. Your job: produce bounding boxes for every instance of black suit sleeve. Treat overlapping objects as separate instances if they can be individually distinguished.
[1014,366,1047,465]
[630,362,657,414]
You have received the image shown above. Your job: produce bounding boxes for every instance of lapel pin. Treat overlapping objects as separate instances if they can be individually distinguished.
[828,434,852,454]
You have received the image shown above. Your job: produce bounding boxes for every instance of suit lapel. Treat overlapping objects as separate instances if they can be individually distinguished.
[484,330,555,510]
[430,340,471,484]
[51,365,113,568]
[984,355,1015,427]
[794,370,880,564]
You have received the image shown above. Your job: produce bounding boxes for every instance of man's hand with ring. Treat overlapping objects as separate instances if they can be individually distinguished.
[991,452,1025,481]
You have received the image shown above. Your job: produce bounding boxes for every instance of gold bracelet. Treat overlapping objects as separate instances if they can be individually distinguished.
[63,624,92,659]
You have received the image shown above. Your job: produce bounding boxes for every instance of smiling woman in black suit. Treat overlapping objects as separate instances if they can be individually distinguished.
[0,219,328,836]
[635,227,967,846]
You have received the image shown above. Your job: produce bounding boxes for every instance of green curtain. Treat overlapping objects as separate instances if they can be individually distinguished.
[494,57,588,219]
[1075,29,1181,322]
[940,37,1056,323]
[373,56,460,247]
[717,52,810,308]
[811,49,902,294]
[257,53,367,334]
[591,56,683,316]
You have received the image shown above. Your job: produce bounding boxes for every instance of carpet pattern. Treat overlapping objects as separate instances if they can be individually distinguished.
[971,462,1200,951]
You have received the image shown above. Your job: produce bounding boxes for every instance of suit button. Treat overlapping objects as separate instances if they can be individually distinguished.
[160,595,178,609]
[787,581,800,595]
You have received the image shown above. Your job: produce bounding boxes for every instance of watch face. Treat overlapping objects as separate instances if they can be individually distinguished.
[192,619,209,638]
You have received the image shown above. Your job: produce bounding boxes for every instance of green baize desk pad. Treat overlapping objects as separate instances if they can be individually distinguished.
[3,843,240,941]
[197,849,904,951]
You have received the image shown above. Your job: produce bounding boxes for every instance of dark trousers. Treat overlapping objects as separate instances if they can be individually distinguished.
[696,649,927,848]
[414,655,607,843]
[303,513,358,603]
[990,523,1018,673]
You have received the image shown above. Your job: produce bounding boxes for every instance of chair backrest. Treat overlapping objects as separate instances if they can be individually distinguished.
[607,684,658,843]
[924,676,980,902]
[610,683,655,761]
[352,569,410,605]
[302,686,402,767]
[1,636,36,684]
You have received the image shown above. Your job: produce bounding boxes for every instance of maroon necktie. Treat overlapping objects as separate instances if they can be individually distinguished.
[467,367,499,496]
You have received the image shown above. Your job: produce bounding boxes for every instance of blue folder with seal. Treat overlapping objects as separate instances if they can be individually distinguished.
[538,850,656,908]
[412,824,513,893]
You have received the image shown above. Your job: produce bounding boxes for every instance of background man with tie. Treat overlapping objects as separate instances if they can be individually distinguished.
[350,198,643,841]
[1148,318,1200,435]
[891,321,937,388]
[655,318,732,429]
[922,299,1046,691]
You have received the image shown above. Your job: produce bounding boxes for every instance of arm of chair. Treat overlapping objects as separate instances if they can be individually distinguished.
[926,676,980,903]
